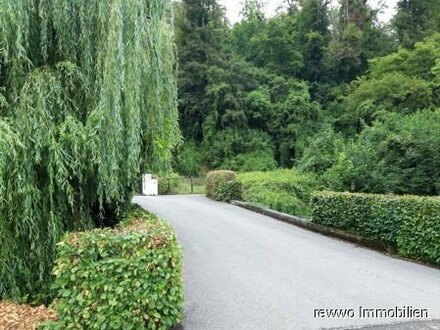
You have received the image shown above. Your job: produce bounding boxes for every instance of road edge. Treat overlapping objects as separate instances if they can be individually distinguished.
[230,200,440,271]
[230,200,389,251]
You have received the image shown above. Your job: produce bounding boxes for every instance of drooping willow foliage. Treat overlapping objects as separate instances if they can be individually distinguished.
[0,0,179,302]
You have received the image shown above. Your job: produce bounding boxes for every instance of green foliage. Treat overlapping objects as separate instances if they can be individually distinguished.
[201,71,321,168]
[333,34,440,135]
[244,88,272,129]
[204,58,268,131]
[0,0,178,302]
[177,0,390,170]
[335,73,434,134]
[237,169,319,217]
[42,207,183,329]
[296,0,331,82]
[311,191,440,265]
[206,170,241,201]
[158,173,182,196]
[393,0,440,48]
[299,126,346,174]
[270,80,322,167]
[221,151,278,172]
[203,129,277,171]
[174,141,202,177]
[176,0,440,210]
[230,10,303,76]
[216,180,243,203]
[311,191,404,245]
[324,22,365,83]
[176,0,228,142]
[229,0,267,63]
[369,34,440,80]
[398,200,440,265]
[323,0,396,83]
[324,109,440,195]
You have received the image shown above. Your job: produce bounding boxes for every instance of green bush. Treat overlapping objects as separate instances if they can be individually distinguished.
[44,207,183,330]
[237,169,319,217]
[323,109,440,196]
[158,173,182,195]
[206,170,241,201]
[202,129,276,171]
[311,192,403,245]
[220,150,278,172]
[216,180,243,202]
[398,201,440,265]
[298,126,345,175]
[311,191,440,265]
[174,141,202,177]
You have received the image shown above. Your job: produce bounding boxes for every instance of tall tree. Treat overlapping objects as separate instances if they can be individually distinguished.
[240,0,267,21]
[229,0,268,66]
[270,79,322,167]
[324,0,394,83]
[296,0,331,82]
[283,0,300,14]
[231,9,303,76]
[175,0,227,142]
[0,0,178,302]
[393,0,440,48]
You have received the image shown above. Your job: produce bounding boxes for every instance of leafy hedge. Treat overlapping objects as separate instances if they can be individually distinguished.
[206,170,242,202]
[44,207,183,329]
[237,169,319,217]
[311,191,440,265]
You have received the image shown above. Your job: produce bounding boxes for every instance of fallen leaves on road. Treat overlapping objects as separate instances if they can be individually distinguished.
[0,301,57,329]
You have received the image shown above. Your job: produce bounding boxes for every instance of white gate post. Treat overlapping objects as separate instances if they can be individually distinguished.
[142,174,158,196]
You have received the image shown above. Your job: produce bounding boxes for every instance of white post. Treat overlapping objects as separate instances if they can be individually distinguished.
[142,174,158,196]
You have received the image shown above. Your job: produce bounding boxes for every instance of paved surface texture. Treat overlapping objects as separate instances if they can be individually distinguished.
[333,320,440,330]
[133,195,440,330]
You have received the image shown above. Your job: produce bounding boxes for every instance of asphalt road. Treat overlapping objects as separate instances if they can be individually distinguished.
[133,195,440,330]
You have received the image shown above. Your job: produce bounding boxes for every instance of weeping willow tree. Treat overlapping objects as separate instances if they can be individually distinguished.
[0,0,179,303]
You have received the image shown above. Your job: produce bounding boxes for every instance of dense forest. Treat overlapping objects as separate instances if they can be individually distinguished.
[173,0,440,197]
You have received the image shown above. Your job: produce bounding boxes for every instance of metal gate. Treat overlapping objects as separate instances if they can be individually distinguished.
[158,177,205,195]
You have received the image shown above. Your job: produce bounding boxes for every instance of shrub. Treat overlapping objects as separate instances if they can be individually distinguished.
[174,141,202,177]
[311,192,404,245]
[398,201,440,265]
[298,126,345,175]
[311,191,440,265]
[158,173,182,195]
[202,129,276,171]
[44,207,183,330]
[206,170,241,201]
[220,150,278,172]
[237,169,319,217]
[323,109,440,196]
[216,180,243,202]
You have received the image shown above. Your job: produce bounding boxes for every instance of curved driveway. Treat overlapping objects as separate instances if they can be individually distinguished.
[133,195,440,330]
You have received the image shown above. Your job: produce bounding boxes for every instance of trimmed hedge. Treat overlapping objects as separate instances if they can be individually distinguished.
[44,207,183,330]
[238,169,319,217]
[311,191,440,265]
[206,170,242,201]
